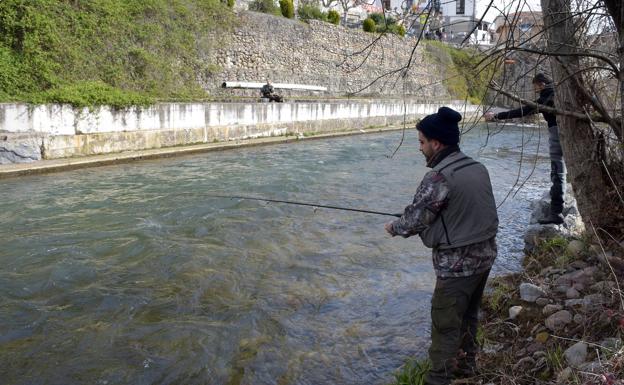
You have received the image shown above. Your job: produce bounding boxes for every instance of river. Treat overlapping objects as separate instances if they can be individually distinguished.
[0,123,550,384]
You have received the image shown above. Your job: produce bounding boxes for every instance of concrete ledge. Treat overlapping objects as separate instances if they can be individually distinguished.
[38,114,417,159]
[0,125,406,179]
[0,100,481,174]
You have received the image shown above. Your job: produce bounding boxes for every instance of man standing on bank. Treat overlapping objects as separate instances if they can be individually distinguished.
[384,107,499,385]
[484,73,565,224]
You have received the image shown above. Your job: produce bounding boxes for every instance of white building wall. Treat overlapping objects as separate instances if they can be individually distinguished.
[440,0,475,18]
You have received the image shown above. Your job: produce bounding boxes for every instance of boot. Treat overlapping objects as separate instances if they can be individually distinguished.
[453,355,479,379]
[538,212,564,225]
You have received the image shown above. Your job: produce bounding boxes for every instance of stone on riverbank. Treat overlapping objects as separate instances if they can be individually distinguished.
[566,239,585,256]
[564,341,588,367]
[474,192,623,384]
[519,282,547,302]
[524,191,584,254]
[545,310,572,331]
[509,305,523,320]
[0,134,42,164]
[542,304,563,316]
[565,287,580,298]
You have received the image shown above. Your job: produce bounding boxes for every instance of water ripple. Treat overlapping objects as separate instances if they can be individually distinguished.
[0,125,549,384]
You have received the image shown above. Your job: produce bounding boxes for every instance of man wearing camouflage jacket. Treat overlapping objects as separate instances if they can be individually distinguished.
[385,107,499,385]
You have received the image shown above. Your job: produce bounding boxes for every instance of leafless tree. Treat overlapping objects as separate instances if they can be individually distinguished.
[341,0,624,242]
[504,0,624,241]
[441,0,624,242]
[336,0,365,25]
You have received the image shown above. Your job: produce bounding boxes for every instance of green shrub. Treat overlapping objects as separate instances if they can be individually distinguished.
[545,345,565,372]
[369,12,385,25]
[381,23,405,36]
[227,0,235,8]
[369,12,395,26]
[391,358,431,385]
[447,45,497,104]
[249,0,281,15]
[327,10,340,25]
[0,0,235,106]
[0,46,21,94]
[26,81,155,109]
[370,13,404,35]
[484,278,514,314]
[423,40,497,104]
[396,24,406,36]
[297,4,327,22]
[363,18,376,32]
[279,0,294,18]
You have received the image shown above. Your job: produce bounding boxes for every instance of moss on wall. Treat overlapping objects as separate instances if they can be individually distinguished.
[423,41,497,105]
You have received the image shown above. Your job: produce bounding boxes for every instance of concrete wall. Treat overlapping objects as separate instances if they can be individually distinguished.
[0,100,479,163]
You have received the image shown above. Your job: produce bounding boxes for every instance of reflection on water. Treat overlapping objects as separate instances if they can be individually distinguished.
[0,124,549,384]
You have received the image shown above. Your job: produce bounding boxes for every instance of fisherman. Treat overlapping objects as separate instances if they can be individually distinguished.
[261,80,283,103]
[485,73,565,224]
[385,107,498,385]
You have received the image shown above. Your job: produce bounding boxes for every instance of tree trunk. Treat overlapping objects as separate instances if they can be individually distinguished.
[603,0,624,140]
[541,0,624,239]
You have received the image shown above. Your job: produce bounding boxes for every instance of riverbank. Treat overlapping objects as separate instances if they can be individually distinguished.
[475,236,624,384]
[0,125,405,179]
[391,196,624,385]
[477,197,623,384]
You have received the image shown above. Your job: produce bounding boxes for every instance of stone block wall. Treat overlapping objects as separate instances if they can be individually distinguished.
[209,12,449,98]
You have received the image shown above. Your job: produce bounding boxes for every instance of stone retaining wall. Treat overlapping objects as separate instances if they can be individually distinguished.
[208,12,448,98]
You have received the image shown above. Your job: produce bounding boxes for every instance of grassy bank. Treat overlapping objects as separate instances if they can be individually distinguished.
[391,236,624,384]
[0,0,236,108]
[423,41,496,105]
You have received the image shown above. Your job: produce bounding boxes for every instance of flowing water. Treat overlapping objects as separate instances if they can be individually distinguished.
[0,124,551,385]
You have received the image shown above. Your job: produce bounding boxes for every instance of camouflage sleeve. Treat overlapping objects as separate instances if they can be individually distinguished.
[390,170,450,237]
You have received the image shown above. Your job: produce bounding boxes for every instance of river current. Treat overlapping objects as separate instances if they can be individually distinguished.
[0,124,550,384]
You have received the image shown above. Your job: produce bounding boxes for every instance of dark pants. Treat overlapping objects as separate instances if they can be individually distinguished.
[425,270,490,385]
[548,125,566,215]
[263,93,283,103]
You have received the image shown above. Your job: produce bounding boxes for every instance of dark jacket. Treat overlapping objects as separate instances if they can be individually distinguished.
[495,86,557,127]
[389,147,498,277]
[261,84,274,97]
[419,151,498,250]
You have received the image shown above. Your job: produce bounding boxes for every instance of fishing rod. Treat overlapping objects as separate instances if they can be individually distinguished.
[206,194,402,218]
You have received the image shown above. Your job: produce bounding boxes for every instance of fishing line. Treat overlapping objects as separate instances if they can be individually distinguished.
[205,194,402,218]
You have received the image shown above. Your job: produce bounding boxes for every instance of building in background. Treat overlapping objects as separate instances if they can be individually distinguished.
[382,0,415,15]
[493,11,544,48]
[403,0,493,45]
[440,0,493,45]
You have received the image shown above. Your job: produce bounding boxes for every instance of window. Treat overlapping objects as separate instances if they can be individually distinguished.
[456,0,465,14]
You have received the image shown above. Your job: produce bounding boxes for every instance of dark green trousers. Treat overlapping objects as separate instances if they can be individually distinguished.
[425,270,490,385]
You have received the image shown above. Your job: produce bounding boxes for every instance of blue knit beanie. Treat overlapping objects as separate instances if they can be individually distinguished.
[416,107,462,145]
